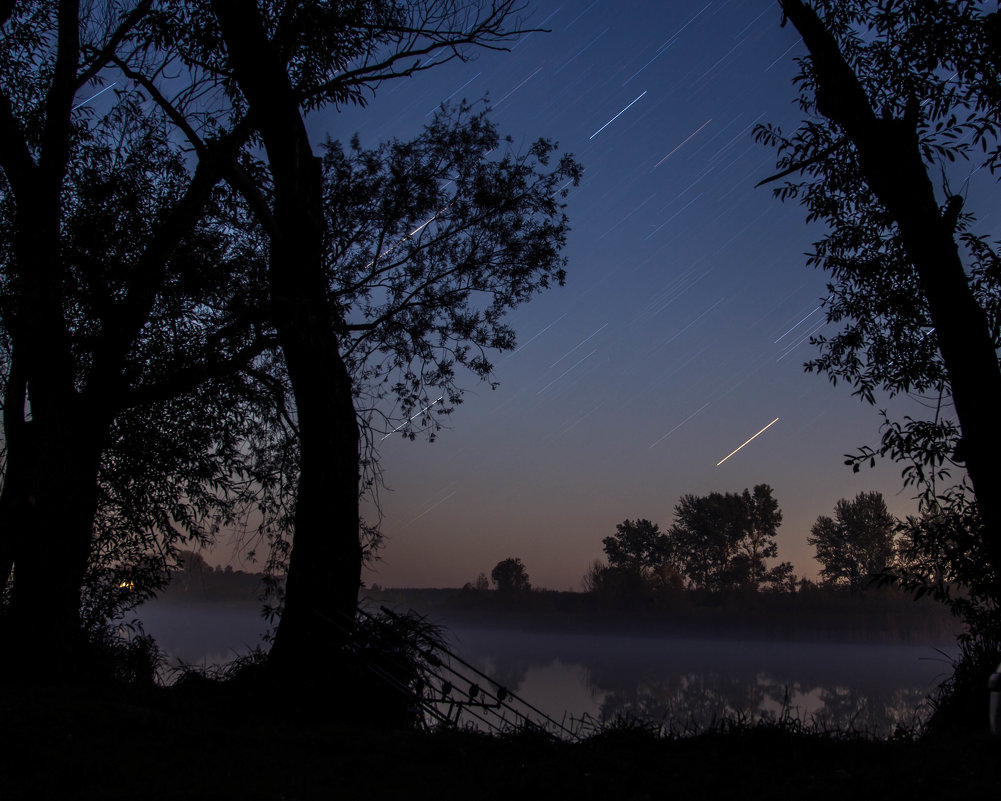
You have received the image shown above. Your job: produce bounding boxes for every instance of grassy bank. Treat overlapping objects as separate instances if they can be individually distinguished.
[1,679,998,800]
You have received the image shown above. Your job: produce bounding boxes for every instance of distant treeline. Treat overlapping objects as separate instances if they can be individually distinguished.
[157,550,265,604]
[156,550,960,645]
[363,584,962,645]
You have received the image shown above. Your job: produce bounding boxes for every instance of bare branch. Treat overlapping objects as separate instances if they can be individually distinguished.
[755,136,848,187]
[112,53,208,155]
[77,0,153,89]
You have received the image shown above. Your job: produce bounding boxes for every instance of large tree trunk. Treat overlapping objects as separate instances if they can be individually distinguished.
[0,349,31,595]
[5,428,105,676]
[1,1,233,680]
[212,0,363,676]
[0,169,107,675]
[780,0,1001,603]
[0,299,107,679]
[266,276,362,673]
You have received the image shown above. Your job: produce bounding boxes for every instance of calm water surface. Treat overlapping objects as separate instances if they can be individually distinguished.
[130,602,956,736]
[446,626,956,736]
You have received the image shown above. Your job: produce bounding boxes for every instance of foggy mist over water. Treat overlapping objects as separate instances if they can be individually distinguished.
[448,627,954,736]
[133,602,955,736]
[130,601,270,669]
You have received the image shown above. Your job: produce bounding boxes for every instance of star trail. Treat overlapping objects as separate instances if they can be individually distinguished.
[311,0,926,591]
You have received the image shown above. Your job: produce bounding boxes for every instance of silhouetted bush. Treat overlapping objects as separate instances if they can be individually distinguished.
[79,621,163,687]
[926,633,1001,732]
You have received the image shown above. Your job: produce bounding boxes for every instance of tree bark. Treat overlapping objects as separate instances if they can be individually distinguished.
[780,0,1001,603]
[1,191,108,676]
[212,0,363,675]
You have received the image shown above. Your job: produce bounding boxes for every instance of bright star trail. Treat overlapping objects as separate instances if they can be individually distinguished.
[589,90,648,140]
[775,307,821,343]
[205,0,947,591]
[716,417,780,466]
[380,396,445,441]
[72,82,116,111]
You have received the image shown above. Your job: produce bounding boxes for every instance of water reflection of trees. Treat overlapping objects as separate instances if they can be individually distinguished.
[465,653,533,697]
[592,667,931,736]
[450,633,943,739]
[595,669,769,733]
[812,685,929,735]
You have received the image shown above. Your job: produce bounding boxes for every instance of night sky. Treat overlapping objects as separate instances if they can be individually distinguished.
[278,0,937,589]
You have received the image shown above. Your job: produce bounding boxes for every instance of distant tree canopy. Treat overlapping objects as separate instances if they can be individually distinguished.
[669,484,792,593]
[157,550,263,602]
[808,491,897,592]
[587,485,795,601]
[602,519,673,576]
[491,558,531,594]
[670,491,748,593]
[460,572,491,593]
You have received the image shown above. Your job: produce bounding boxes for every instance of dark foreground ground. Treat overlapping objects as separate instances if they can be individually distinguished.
[2,681,999,800]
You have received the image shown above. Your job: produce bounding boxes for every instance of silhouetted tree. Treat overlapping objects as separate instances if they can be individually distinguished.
[589,518,683,602]
[460,572,491,594]
[491,557,530,594]
[140,0,579,675]
[761,560,798,593]
[0,1,282,672]
[738,484,784,590]
[894,510,952,591]
[758,0,1001,631]
[602,518,674,576]
[0,1,577,680]
[670,491,747,592]
[808,491,897,591]
[668,485,789,592]
[583,559,658,605]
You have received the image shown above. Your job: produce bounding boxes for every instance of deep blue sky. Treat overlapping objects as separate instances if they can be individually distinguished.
[245,0,940,588]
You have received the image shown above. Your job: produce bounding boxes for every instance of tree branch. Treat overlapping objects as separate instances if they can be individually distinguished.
[88,157,223,400]
[76,0,153,89]
[0,0,16,30]
[38,0,81,189]
[111,54,208,156]
[0,88,37,197]
[122,333,279,410]
[304,3,525,104]
[755,136,848,187]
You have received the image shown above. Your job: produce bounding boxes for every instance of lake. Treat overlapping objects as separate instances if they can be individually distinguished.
[128,601,957,737]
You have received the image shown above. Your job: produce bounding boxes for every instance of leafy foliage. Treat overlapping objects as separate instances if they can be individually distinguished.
[491,557,530,593]
[0,29,289,628]
[670,485,791,593]
[587,486,793,601]
[0,1,579,659]
[757,0,1001,639]
[808,491,896,591]
[329,102,580,452]
[602,519,673,575]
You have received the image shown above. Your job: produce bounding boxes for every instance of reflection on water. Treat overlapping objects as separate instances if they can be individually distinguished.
[127,601,269,671]
[447,628,956,737]
[128,603,956,737]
